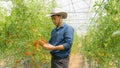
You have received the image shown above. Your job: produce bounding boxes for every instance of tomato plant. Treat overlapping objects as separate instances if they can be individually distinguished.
[81,0,120,68]
[0,0,56,67]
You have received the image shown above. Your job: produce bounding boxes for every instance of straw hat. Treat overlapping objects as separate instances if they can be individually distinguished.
[47,8,67,19]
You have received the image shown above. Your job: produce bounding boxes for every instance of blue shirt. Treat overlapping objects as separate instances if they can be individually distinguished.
[49,23,74,58]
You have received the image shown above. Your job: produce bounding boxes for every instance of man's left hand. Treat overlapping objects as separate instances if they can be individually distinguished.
[42,43,56,50]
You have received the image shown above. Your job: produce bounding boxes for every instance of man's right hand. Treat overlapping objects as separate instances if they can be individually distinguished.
[39,40,46,46]
[39,37,47,46]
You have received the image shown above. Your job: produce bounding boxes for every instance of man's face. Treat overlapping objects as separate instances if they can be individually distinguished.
[51,15,61,26]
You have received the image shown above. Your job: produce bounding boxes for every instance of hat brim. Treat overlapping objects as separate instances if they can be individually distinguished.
[46,12,67,19]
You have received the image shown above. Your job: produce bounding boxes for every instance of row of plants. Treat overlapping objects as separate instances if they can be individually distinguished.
[81,0,120,68]
[0,0,55,67]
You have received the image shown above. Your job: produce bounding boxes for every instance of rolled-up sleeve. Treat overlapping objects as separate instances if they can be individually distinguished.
[63,27,74,50]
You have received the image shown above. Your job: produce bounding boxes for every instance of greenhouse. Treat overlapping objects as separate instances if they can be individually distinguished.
[0,0,120,68]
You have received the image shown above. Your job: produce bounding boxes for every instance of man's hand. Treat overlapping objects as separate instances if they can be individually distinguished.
[39,37,64,50]
[39,37,47,46]
[42,44,56,50]
[39,38,56,50]
[39,40,46,46]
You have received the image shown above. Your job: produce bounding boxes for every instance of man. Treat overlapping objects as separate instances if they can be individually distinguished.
[40,8,74,68]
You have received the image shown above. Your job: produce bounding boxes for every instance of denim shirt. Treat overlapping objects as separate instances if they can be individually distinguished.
[49,23,74,58]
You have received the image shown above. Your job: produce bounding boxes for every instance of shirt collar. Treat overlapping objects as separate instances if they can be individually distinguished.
[56,22,66,29]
